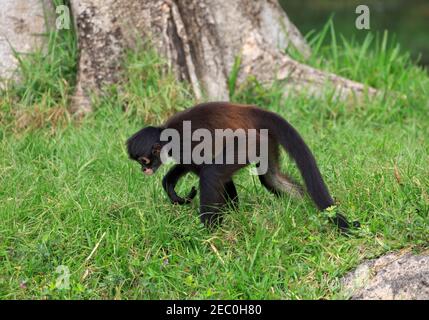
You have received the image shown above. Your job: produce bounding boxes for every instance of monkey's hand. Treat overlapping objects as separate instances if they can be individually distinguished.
[184,186,197,203]
[169,186,197,205]
[162,176,197,205]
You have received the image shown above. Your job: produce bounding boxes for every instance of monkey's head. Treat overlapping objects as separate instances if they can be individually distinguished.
[127,126,163,176]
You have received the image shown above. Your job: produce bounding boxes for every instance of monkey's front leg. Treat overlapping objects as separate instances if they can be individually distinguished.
[162,165,197,205]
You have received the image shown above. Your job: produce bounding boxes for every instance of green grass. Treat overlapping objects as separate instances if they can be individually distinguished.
[0,17,428,299]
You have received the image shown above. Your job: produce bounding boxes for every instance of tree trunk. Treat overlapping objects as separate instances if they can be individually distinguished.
[69,0,377,114]
[0,0,53,89]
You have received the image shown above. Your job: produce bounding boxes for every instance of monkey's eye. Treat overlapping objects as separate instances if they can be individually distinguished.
[138,156,151,165]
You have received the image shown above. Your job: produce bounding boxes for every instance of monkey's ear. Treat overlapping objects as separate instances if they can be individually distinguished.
[152,143,161,155]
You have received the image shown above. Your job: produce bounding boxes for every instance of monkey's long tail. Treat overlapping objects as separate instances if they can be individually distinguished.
[261,112,333,211]
[259,110,359,232]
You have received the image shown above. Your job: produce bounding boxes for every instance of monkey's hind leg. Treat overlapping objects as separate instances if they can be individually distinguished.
[258,171,303,198]
[259,144,303,199]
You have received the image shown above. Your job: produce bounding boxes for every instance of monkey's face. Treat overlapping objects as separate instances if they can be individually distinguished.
[127,126,164,176]
[137,143,162,175]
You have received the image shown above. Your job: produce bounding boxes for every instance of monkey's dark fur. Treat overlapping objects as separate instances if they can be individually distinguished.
[127,102,359,232]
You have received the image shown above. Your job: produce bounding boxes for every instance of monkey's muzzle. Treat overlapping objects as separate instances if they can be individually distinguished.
[143,168,154,175]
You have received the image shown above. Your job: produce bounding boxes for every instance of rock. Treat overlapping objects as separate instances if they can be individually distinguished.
[0,0,53,88]
[342,252,429,300]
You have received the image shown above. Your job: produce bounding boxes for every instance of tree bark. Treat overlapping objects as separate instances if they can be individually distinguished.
[69,0,377,114]
[0,0,53,89]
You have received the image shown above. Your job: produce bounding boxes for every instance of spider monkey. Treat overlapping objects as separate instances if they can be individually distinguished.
[127,102,359,232]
